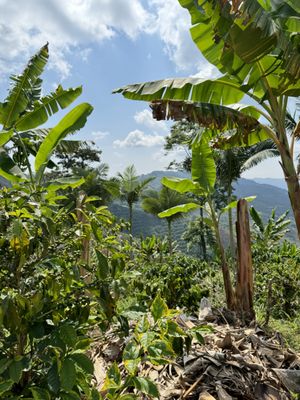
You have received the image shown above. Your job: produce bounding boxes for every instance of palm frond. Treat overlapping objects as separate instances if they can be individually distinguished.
[241,148,279,171]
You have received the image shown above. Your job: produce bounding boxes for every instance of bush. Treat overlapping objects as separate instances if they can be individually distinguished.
[130,253,222,313]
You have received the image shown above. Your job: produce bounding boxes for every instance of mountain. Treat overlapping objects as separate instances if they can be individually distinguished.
[139,170,189,190]
[110,171,297,246]
[252,178,287,191]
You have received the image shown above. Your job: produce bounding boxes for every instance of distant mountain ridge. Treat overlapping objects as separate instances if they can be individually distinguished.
[110,170,297,245]
[253,178,287,190]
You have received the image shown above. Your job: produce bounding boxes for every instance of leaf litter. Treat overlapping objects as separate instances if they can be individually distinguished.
[90,308,300,399]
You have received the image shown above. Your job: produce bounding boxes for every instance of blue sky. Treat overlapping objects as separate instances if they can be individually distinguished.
[0,0,285,178]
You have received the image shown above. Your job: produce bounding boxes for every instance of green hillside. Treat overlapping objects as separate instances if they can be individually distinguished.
[110,171,297,246]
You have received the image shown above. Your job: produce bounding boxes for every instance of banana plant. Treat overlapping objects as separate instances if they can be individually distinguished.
[0,44,93,192]
[158,131,255,309]
[114,0,300,239]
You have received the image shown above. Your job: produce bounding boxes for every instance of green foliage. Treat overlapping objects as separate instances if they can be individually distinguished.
[114,0,300,238]
[251,210,300,320]
[130,253,216,312]
[0,186,99,398]
[254,241,300,319]
[0,44,93,187]
[102,294,211,399]
[250,206,290,247]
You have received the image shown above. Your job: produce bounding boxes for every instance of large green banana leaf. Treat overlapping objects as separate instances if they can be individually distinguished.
[191,135,216,193]
[0,150,26,183]
[0,44,49,129]
[0,130,13,147]
[114,76,245,104]
[158,202,200,218]
[46,177,85,192]
[179,0,300,92]
[20,129,88,155]
[161,177,201,194]
[35,103,93,179]
[15,85,82,131]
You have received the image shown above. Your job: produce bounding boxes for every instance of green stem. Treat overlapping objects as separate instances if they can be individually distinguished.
[227,184,235,257]
[15,131,34,185]
[199,205,207,260]
[208,196,235,309]
[167,218,172,254]
[129,202,133,245]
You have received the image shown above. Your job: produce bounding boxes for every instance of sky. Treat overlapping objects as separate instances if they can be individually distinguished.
[0,0,288,178]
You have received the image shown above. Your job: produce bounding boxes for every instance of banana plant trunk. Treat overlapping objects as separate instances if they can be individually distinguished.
[129,202,133,245]
[167,218,173,254]
[199,206,207,260]
[228,184,235,257]
[278,142,300,240]
[235,199,255,323]
[209,199,235,310]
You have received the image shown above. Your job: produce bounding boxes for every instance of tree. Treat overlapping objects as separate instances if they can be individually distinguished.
[49,141,118,206]
[216,142,279,254]
[55,141,103,171]
[182,215,215,258]
[114,1,300,239]
[142,186,191,253]
[117,165,154,242]
[0,44,93,187]
[165,120,279,255]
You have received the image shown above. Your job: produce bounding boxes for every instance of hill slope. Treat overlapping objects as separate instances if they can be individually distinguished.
[110,171,297,245]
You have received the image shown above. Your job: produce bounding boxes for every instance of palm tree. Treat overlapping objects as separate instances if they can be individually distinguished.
[142,187,190,253]
[117,165,154,242]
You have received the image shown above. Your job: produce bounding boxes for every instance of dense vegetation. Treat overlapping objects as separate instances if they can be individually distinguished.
[0,0,299,398]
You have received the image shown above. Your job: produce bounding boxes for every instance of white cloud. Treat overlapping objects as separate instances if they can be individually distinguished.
[0,0,154,78]
[134,109,168,132]
[149,0,219,77]
[0,0,220,81]
[152,147,186,163]
[113,129,165,148]
[91,130,109,141]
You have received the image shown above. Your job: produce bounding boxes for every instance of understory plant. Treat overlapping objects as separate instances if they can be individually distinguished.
[251,209,300,320]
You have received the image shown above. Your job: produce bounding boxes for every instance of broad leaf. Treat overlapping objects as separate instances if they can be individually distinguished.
[150,294,168,322]
[102,362,122,390]
[161,177,200,194]
[114,76,245,104]
[192,137,216,193]
[46,177,85,192]
[9,358,24,383]
[0,380,14,396]
[95,250,109,280]
[0,149,26,183]
[30,387,51,400]
[0,130,13,147]
[70,353,94,374]
[47,363,60,394]
[221,196,256,214]
[35,102,93,177]
[60,358,76,391]
[15,85,82,131]
[132,377,159,398]
[1,44,48,129]
[59,324,77,347]
[158,203,199,218]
